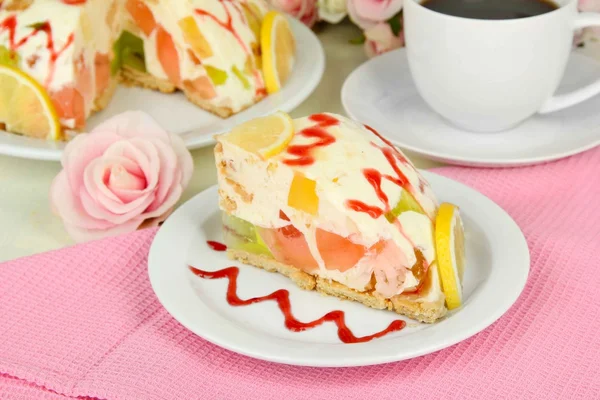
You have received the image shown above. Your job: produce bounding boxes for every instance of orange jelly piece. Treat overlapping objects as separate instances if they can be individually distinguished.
[288,173,319,215]
[178,16,213,59]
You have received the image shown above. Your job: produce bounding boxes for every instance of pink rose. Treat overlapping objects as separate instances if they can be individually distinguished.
[50,111,193,243]
[270,0,319,27]
[364,21,405,58]
[578,0,600,39]
[579,0,600,11]
[348,0,403,29]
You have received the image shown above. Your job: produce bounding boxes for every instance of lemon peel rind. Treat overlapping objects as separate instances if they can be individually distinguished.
[435,202,462,310]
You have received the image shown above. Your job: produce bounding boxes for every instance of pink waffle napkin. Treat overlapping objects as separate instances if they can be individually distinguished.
[1,147,600,400]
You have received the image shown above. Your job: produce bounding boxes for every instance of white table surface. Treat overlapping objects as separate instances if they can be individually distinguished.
[0,21,598,262]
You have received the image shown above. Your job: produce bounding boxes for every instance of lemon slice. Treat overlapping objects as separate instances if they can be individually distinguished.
[261,11,295,94]
[435,202,466,310]
[220,111,294,159]
[0,65,61,140]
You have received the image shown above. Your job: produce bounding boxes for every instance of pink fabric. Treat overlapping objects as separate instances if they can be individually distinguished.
[1,147,600,400]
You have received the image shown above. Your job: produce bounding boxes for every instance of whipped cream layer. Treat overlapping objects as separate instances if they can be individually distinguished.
[216,113,442,300]
[0,0,122,129]
[129,0,268,113]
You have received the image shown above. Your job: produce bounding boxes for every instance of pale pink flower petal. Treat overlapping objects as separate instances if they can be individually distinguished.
[271,0,319,27]
[82,157,154,220]
[50,171,114,230]
[62,132,121,195]
[579,0,600,12]
[364,22,404,58]
[348,0,403,29]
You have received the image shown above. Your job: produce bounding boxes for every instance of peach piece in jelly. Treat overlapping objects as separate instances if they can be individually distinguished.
[184,76,217,100]
[50,87,85,129]
[94,53,111,98]
[75,54,93,110]
[156,26,180,86]
[126,0,157,36]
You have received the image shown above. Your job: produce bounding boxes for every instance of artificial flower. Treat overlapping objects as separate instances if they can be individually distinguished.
[347,0,403,30]
[578,0,600,42]
[271,0,319,27]
[50,111,193,243]
[318,0,348,23]
[364,19,404,58]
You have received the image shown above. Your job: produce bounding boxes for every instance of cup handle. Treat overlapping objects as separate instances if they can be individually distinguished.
[539,12,600,114]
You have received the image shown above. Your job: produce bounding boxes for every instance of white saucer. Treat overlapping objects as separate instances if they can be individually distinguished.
[342,49,600,167]
[148,172,530,367]
[0,18,324,161]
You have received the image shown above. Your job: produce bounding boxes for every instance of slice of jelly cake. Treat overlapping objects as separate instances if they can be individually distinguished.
[0,0,123,138]
[214,112,466,323]
[121,0,287,118]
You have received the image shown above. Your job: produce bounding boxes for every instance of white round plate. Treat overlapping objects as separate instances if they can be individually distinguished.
[148,172,530,367]
[342,48,600,167]
[0,18,323,161]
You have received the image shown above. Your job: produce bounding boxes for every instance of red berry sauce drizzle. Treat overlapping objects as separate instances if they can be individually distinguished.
[194,0,266,97]
[194,240,406,343]
[282,113,338,166]
[0,16,74,87]
[206,240,227,252]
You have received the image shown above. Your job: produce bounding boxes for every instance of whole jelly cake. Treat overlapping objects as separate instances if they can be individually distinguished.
[0,0,294,139]
[213,112,466,323]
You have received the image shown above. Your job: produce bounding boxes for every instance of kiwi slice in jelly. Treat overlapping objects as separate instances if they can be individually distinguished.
[111,31,146,75]
[0,45,19,68]
[222,213,272,257]
[385,189,425,223]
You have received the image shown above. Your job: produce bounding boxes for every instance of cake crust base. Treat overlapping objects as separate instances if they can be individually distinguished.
[227,249,447,323]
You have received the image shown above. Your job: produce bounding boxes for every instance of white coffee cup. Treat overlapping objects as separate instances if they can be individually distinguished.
[404,0,600,132]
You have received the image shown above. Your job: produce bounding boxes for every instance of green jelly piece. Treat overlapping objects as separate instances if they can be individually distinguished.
[205,65,228,86]
[385,189,425,223]
[238,241,272,257]
[232,65,250,90]
[111,31,146,75]
[222,213,272,257]
[122,48,146,72]
[0,45,19,68]
[222,213,256,239]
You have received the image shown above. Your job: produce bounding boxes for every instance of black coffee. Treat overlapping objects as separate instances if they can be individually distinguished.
[420,0,559,20]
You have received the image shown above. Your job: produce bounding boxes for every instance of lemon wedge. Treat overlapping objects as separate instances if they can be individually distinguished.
[220,111,294,159]
[0,65,61,140]
[261,11,295,94]
[435,202,466,310]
